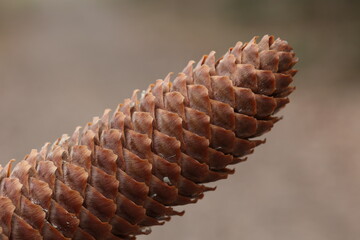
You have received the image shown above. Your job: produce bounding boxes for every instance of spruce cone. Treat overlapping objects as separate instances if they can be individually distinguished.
[0,35,298,240]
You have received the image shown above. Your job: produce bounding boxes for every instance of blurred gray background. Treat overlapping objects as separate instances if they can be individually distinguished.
[0,0,359,239]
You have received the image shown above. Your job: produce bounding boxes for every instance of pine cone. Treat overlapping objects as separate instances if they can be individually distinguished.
[0,35,298,240]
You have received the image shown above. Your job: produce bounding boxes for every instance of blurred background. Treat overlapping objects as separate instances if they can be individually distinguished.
[0,0,359,239]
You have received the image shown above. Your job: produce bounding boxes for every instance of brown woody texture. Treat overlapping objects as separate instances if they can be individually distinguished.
[0,35,297,240]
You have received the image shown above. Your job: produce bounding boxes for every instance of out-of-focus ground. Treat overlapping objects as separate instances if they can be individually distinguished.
[0,0,359,239]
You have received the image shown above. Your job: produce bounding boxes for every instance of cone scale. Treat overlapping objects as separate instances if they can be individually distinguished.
[0,35,298,240]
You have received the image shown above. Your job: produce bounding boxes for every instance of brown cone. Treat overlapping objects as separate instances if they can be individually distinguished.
[0,35,298,240]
